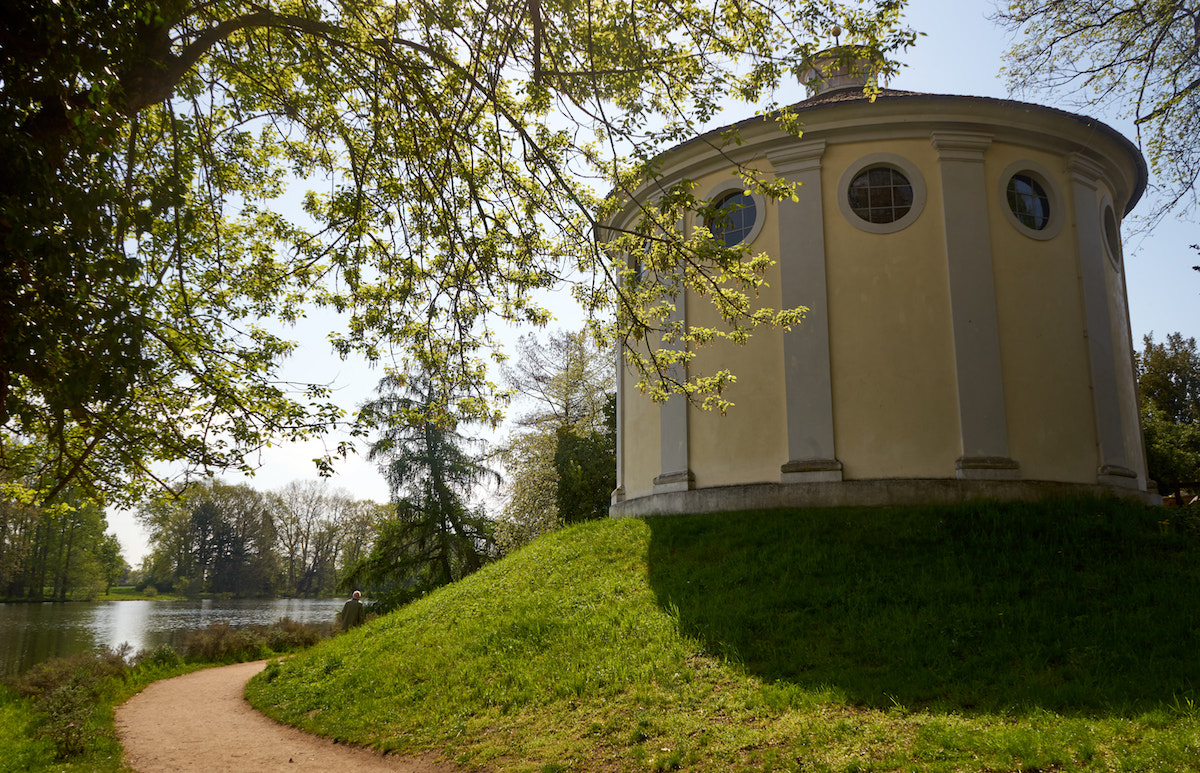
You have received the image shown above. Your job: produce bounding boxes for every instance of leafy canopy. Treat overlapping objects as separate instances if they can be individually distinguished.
[495,329,612,551]
[1,0,915,505]
[996,0,1200,222]
[1136,332,1200,501]
[554,395,617,525]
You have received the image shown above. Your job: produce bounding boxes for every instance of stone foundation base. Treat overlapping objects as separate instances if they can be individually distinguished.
[609,477,1159,518]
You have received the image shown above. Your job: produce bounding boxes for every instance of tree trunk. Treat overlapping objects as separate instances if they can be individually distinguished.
[32,519,49,600]
[58,518,77,601]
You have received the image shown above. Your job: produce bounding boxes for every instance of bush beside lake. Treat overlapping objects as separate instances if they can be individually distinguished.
[0,618,332,772]
[246,498,1200,772]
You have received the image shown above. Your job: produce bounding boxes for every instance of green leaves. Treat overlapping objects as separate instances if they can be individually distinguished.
[2,0,913,505]
[1137,332,1200,501]
[347,372,498,610]
[597,170,812,412]
[494,329,613,551]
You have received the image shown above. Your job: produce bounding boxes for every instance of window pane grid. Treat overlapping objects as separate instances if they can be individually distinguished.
[1006,174,1051,230]
[848,167,912,224]
[709,192,757,247]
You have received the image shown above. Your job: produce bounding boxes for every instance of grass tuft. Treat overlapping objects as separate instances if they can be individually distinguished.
[175,617,331,663]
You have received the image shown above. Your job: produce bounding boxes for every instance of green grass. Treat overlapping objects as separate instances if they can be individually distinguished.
[99,586,188,601]
[247,497,1200,772]
[0,687,55,773]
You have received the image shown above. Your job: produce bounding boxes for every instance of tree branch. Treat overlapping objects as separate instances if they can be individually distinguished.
[120,11,344,114]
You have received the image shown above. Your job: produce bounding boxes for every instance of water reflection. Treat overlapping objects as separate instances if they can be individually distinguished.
[0,598,345,677]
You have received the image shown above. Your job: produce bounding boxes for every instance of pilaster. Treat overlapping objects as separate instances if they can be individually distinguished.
[1068,153,1137,486]
[767,140,843,483]
[654,220,693,494]
[611,343,626,505]
[931,131,1020,480]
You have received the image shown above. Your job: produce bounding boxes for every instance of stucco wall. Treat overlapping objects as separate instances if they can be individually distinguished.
[620,352,661,500]
[986,145,1100,484]
[684,170,789,488]
[1098,181,1149,488]
[821,138,961,479]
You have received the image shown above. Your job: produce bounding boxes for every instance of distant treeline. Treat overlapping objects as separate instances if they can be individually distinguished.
[0,496,126,601]
[137,480,389,598]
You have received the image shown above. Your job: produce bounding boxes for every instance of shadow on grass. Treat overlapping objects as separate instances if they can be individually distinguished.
[644,497,1200,716]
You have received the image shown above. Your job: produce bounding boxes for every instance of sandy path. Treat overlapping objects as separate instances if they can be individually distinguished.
[115,660,457,773]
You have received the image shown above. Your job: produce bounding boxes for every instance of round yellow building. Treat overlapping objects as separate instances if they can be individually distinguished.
[609,67,1156,516]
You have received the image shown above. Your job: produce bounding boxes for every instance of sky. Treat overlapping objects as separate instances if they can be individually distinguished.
[105,0,1200,566]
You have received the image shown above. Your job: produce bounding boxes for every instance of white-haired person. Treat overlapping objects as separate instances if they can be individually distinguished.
[340,590,365,631]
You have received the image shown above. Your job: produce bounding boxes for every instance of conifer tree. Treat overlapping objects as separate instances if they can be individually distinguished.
[345,373,497,610]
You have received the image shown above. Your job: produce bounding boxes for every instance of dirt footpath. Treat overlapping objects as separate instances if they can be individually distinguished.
[115,660,457,773]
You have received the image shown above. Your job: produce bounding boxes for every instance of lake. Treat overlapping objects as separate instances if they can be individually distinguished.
[0,597,347,677]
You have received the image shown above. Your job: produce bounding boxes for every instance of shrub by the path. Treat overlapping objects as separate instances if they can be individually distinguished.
[1,616,333,770]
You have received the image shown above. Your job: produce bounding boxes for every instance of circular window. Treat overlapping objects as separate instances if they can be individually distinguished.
[837,153,926,234]
[622,233,656,286]
[997,162,1062,240]
[708,191,757,247]
[1102,204,1122,267]
[847,166,913,224]
[1007,174,1051,230]
[628,252,645,285]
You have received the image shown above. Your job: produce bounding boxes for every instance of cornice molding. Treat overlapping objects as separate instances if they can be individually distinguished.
[766,139,827,176]
[612,96,1144,226]
[930,130,993,162]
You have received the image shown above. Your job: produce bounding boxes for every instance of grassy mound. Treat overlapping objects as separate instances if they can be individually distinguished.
[247,498,1200,772]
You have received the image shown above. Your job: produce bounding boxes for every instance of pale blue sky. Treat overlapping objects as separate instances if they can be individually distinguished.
[108,0,1200,565]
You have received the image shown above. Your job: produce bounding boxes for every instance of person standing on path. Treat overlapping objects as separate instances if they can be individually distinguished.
[341,590,366,631]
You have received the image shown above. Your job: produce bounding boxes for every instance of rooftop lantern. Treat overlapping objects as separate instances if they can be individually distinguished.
[798,28,884,97]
